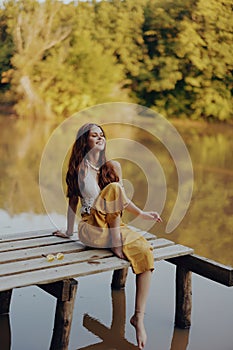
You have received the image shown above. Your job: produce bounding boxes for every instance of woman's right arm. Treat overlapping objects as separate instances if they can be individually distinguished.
[66,196,79,236]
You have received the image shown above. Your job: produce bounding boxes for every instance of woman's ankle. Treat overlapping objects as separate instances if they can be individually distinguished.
[134,309,145,316]
[131,310,145,323]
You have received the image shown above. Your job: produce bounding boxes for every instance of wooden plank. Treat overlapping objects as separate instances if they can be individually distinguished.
[0,236,74,252]
[0,238,173,277]
[0,243,194,292]
[0,241,85,264]
[0,229,54,242]
[0,238,172,277]
[138,231,156,240]
[0,249,114,277]
[0,256,131,292]
[0,226,147,243]
[154,245,194,261]
[0,226,154,245]
[167,254,233,287]
[150,238,174,249]
[0,234,162,253]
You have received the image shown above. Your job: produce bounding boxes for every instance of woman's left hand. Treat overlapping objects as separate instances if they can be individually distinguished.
[140,211,162,222]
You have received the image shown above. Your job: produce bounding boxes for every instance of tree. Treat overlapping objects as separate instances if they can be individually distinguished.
[0,7,14,95]
[0,0,232,121]
[128,0,196,117]
[2,0,126,118]
[3,0,73,117]
[93,0,146,77]
[38,1,124,117]
[177,0,233,121]
[130,0,233,121]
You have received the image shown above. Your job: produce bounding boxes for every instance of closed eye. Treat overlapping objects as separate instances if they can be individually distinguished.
[90,133,104,137]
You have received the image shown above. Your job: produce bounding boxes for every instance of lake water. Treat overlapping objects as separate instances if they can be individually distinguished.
[0,114,233,350]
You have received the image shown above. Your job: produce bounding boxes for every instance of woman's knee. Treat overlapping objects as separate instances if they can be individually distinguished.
[95,181,129,215]
[100,182,124,206]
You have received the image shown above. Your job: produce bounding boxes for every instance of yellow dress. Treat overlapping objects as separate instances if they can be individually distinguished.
[78,181,154,274]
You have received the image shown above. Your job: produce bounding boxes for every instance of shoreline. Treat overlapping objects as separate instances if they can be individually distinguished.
[0,101,232,128]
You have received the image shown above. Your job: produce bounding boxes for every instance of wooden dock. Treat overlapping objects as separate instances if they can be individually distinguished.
[0,227,193,292]
[0,227,232,349]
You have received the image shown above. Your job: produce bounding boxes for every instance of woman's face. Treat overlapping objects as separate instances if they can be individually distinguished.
[87,125,106,151]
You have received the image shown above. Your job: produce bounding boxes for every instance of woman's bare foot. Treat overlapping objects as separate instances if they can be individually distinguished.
[52,230,73,239]
[130,313,147,349]
[111,246,126,259]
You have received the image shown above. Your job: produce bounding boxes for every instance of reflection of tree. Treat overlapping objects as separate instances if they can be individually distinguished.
[164,126,233,265]
[79,289,138,350]
[131,125,233,266]
[0,117,56,215]
[0,117,233,265]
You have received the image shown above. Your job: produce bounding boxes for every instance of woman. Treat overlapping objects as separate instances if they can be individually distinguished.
[54,123,162,349]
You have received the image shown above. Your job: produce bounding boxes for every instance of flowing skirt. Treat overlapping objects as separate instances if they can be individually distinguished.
[78,182,154,274]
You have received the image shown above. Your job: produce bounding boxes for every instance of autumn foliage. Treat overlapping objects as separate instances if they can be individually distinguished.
[0,0,232,121]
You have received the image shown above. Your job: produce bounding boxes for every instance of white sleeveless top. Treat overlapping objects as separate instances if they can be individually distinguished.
[80,167,100,215]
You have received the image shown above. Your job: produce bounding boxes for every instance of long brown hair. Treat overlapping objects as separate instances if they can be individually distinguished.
[66,123,119,198]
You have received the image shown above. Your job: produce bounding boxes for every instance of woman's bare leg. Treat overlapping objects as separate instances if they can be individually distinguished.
[107,209,152,349]
[107,215,126,259]
[130,270,152,349]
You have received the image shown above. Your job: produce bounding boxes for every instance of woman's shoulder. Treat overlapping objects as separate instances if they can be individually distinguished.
[107,160,121,169]
[107,160,122,177]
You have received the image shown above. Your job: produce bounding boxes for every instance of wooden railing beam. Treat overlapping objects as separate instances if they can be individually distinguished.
[167,254,233,287]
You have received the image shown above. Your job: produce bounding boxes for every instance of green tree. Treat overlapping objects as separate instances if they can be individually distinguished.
[38,1,124,117]
[177,0,233,121]
[0,7,14,95]
[3,0,73,117]
[131,0,233,121]
[93,0,146,77]
[128,0,196,117]
[1,0,232,121]
[2,0,124,118]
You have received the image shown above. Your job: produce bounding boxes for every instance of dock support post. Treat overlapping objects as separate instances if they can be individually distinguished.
[46,279,78,350]
[111,268,128,290]
[0,290,12,315]
[0,290,12,349]
[175,266,192,329]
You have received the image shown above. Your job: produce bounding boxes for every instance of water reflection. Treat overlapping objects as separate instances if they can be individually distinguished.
[0,116,56,215]
[0,285,191,350]
[80,289,138,349]
[0,115,233,265]
[170,328,190,350]
[0,315,11,350]
[79,288,190,350]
